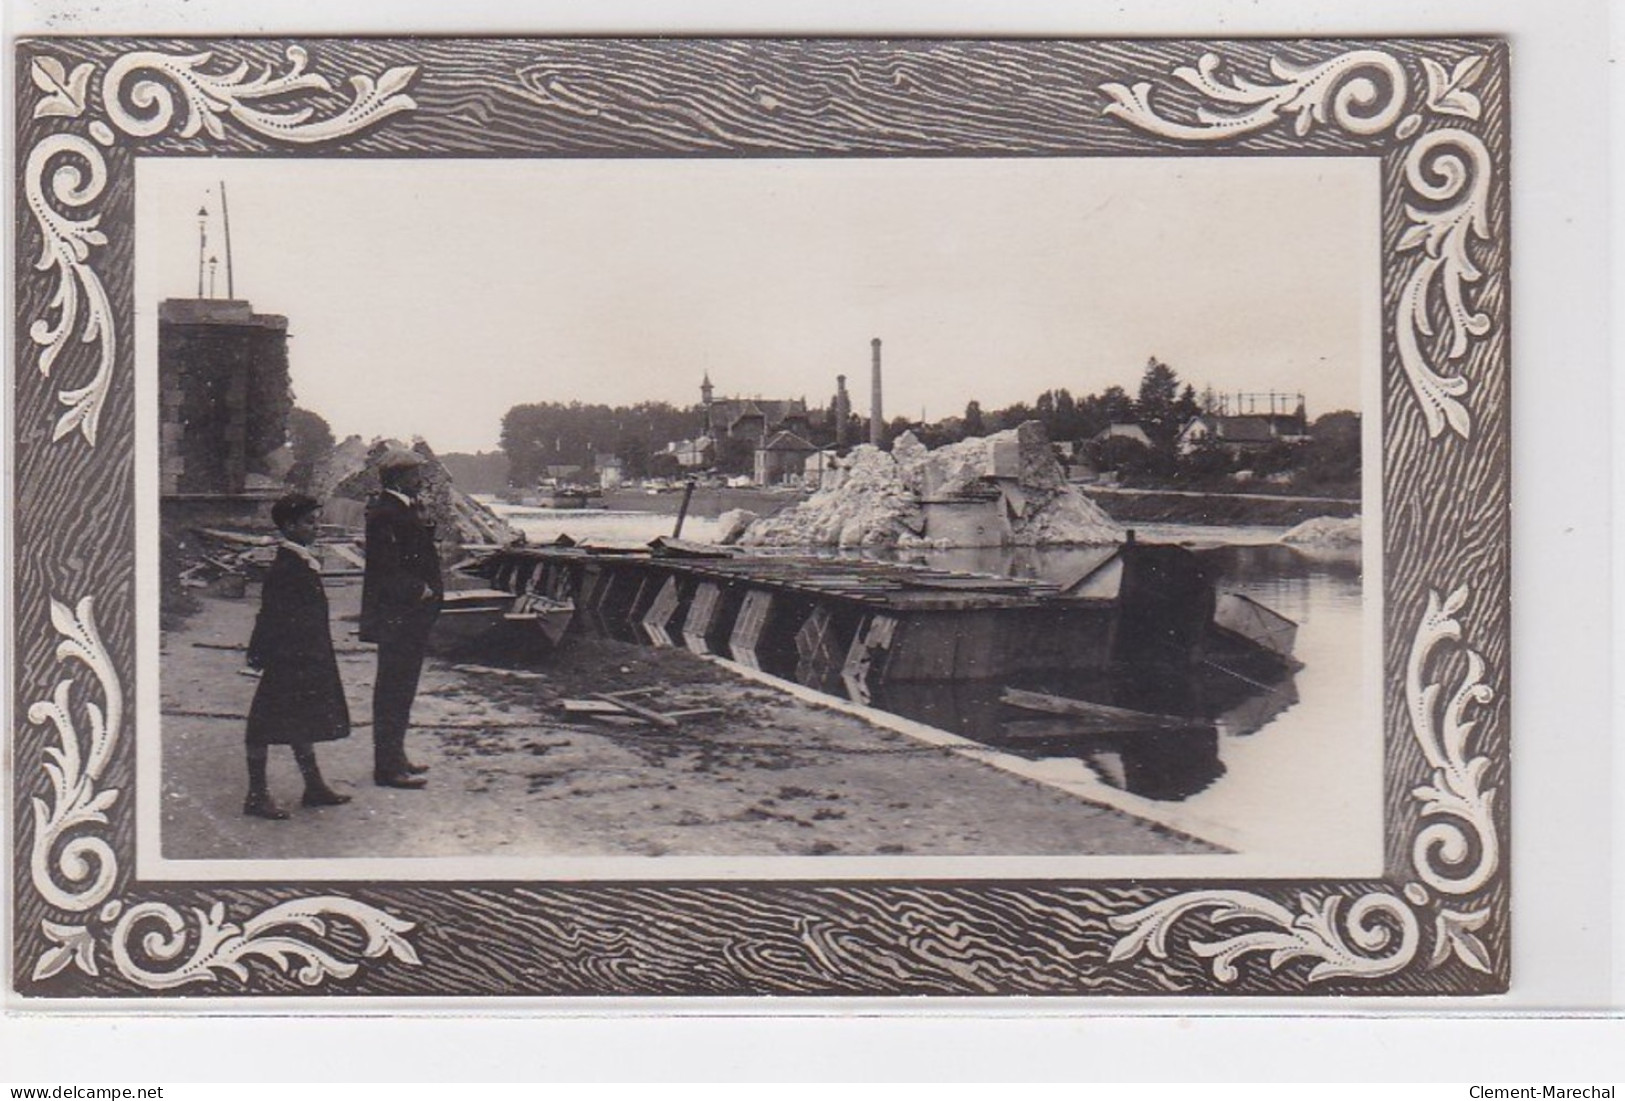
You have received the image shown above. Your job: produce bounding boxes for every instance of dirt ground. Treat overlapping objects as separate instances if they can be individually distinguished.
[159,578,1211,860]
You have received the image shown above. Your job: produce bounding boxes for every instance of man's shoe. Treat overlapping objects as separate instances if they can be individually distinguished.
[375,772,427,790]
[403,760,429,775]
[244,792,290,820]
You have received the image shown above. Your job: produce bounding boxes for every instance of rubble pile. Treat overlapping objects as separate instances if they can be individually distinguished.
[714,508,759,546]
[331,438,521,553]
[742,444,925,549]
[160,435,517,627]
[1280,515,1362,549]
[182,526,367,577]
[315,434,372,498]
[742,422,1121,549]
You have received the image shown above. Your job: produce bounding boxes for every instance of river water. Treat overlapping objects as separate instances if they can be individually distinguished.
[488,504,1379,869]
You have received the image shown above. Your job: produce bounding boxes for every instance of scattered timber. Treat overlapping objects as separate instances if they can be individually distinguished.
[558,690,725,730]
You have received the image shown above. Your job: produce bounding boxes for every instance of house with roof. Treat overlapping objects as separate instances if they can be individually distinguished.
[700,373,816,447]
[753,429,819,486]
[663,436,715,469]
[1177,411,1309,456]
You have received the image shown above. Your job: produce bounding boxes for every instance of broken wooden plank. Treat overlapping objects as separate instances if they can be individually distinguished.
[1000,687,1195,734]
[590,691,679,729]
[562,699,629,716]
[325,542,367,568]
[196,527,274,546]
[587,714,651,729]
[453,663,548,680]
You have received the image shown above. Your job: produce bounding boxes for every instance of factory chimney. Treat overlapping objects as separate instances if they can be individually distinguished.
[869,338,883,446]
[835,374,850,448]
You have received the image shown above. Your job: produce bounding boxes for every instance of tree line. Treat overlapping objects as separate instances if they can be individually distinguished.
[498,400,701,486]
[282,355,1358,497]
[900,357,1200,450]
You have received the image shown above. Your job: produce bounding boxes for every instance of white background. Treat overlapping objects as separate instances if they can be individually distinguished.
[2,0,1620,1083]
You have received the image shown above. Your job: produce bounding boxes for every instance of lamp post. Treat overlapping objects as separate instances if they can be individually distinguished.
[196,205,208,298]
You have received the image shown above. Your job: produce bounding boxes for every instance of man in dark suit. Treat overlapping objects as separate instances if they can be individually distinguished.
[359,449,443,789]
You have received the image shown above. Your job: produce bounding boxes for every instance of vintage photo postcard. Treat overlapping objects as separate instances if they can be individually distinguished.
[9,34,1508,999]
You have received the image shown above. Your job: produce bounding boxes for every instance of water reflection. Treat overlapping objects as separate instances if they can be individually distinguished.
[853,535,1354,803]
[874,660,1299,801]
[502,504,1365,815]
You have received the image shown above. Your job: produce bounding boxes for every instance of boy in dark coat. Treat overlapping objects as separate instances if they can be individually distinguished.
[243,493,353,819]
[359,449,443,788]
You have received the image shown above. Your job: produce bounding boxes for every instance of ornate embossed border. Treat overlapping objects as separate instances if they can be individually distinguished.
[10,37,1508,998]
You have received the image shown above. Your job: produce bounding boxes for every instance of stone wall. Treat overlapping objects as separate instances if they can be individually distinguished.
[158,298,290,495]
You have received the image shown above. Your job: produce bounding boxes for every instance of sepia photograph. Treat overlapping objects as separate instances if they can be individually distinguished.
[137,154,1379,877]
[12,34,1508,999]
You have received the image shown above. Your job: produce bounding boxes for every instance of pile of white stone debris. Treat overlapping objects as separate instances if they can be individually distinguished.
[742,421,1122,549]
[1279,515,1362,549]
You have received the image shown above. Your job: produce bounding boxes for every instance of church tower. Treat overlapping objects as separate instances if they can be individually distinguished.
[700,372,716,437]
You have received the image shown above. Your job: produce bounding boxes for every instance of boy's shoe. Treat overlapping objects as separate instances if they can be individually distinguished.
[302,785,353,808]
[243,792,290,820]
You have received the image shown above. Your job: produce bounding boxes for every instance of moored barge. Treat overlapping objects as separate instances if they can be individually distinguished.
[470,535,1299,707]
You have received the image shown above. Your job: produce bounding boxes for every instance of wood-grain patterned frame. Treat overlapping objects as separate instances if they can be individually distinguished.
[10,35,1509,999]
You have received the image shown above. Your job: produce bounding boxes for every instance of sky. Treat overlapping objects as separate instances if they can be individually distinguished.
[136,156,1378,454]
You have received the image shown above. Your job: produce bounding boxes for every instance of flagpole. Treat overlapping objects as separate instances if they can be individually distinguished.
[220,179,235,299]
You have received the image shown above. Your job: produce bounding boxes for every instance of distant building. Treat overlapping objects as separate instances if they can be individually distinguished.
[1177,410,1309,456]
[700,372,819,445]
[754,430,818,486]
[593,453,625,489]
[804,448,838,491]
[665,436,715,469]
[158,298,290,496]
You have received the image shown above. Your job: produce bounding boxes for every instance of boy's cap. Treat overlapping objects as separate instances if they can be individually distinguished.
[271,492,321,529]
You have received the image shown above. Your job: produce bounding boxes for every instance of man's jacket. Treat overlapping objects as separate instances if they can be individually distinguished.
[359,491,444,643]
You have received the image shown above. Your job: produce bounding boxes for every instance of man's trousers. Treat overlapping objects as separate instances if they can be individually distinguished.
[372,632,429,777]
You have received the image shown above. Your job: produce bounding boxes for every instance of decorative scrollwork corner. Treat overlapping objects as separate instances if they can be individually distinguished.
[1099,50,1409,142]
[24,133,116,446]
[1099,46,1498,443]
[27,597,122,914]
[1406,586,1499,897]
[1396,128,1494,440]
[1429,907,1493,974]
[1110,580,1501,984]
[1421,54,1488,122]
[21,44,420,450]
[109,897,420,990]
[34,920,102,982]
[24,594,422,992]
[31,54,95,120]
[102,46,418,144]
[1108,889,1419,984]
